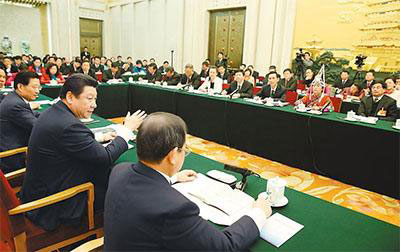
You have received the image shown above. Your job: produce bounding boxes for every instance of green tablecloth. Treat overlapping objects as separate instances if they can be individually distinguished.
[37,83,400,198]
[128,83,400,199]
[35,94,400,251]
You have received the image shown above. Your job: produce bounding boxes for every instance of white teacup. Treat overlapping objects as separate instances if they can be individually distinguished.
[266,177,286,205]
[347,110,356,119]
[395,119,400,127]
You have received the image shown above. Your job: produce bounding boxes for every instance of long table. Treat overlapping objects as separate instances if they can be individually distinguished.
[34,94,399,251]
[39,83,400,199]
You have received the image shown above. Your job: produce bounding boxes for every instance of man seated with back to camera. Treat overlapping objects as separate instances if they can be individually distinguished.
[104,112,272,251]
[21,73,147,231]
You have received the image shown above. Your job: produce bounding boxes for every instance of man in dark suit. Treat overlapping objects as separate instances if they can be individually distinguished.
[199,61,210,79]
[91,56,104,73]
[68,59,82,75]
[222,70,253,98]
[180,63,200,89]
[80,46,91,60]
[215,51,228,69]
[359,71,376,91]
[115,56,124,68]
[279,68,297,91]
[104,112,271,251]
[256,72,286,101]
[162,66,181,86]
[140,63,161,83]
[334,70,353,89]
[79,60,97,79]
[158,61,169,74]
[217,64,229,81]
[0,72,41,173]
[358,82,398,121]
[1,56,19,75]
[103,62,122,82]
[21,74,146,231]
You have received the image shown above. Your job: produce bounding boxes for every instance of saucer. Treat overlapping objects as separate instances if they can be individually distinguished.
[392,125,400,130]
[258,192,289,207]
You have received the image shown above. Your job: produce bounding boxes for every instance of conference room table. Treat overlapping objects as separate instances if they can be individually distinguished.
[32,94,399,251]
[38,83,399,199]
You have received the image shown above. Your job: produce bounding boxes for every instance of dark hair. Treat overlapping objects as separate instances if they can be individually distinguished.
[217,64,225,69]
[143,59,148,62]
[60,73,98,99]
[244,68,252,75]
[101,56,107,60]
[3,56,13,61]
[111,62,119,68]
[33,56,41,62]
[235,70,244,75]
[248,65,254,68]
[127,56,132,60]
[341,70,350,75]
[106,59,112,65]
[150,58,155,61]
[202,61,209,67]
[240,64,246,67]
[14,56,22,60]
[136,60,143,65]
[217,52,224,56]
[366,70,375,76]
[371,82,386,89]
[117,55,122,58]
[163,61,169,64]
[269,65,276,69]
[268,71,279,78]
[137,112,187,164]
[14,71,39,89]
[46,63,60,76]
[94,56,100,60]
[305,52,310,56]
[165,66,174,73]
[148,63,157,70]
[283,68,293,74]
[74,59,82,65]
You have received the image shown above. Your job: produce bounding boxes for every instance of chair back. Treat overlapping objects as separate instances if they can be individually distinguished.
[330,96,343,113]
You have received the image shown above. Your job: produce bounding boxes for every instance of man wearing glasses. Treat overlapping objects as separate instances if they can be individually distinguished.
[0,71,42,173]
[104,112,271,251]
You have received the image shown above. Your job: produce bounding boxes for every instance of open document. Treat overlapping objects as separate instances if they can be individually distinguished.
[173,173,304,247]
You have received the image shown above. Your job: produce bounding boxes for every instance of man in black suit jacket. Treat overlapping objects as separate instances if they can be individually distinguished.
[256,72,286,101]
[21,74,146,231]
[358,82,398,121]
[0,72,41,173]
[180,63,200,89]
[79,60,97,80]
[1,56,19,74]
[141,63,162,83]
[80,47,91,60]
[279,68,297,91]
[217,64,229,81]
[222,70,253,98]
[334,70,353,89]
[162,66,181,86]
[199,61,210,79]
[68,60,82,75]
[359,71,376,91]
[103,63,122,82]
[91,56,104,73]
[104,112,271,251]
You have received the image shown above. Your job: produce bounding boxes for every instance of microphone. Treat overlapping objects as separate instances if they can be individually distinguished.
[229,87,240,99]
[321,99,332,113]
[224,164,259,191]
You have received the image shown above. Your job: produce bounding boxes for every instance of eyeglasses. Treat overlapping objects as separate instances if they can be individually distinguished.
[181,144,192,157]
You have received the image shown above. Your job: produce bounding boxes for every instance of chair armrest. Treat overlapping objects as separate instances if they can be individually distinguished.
[9,182,95,229]
[0,147,28,158]
[5,168,26,181]
[71,237,104,252]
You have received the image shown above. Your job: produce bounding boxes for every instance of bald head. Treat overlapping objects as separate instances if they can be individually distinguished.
[0,69,6,88]
[137,112,187,164]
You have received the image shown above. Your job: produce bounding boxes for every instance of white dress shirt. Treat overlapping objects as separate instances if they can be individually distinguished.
[199,77,223,93]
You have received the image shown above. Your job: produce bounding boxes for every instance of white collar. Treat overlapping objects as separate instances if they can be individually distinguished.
[155,169,172,184]
[373,95,383,102]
